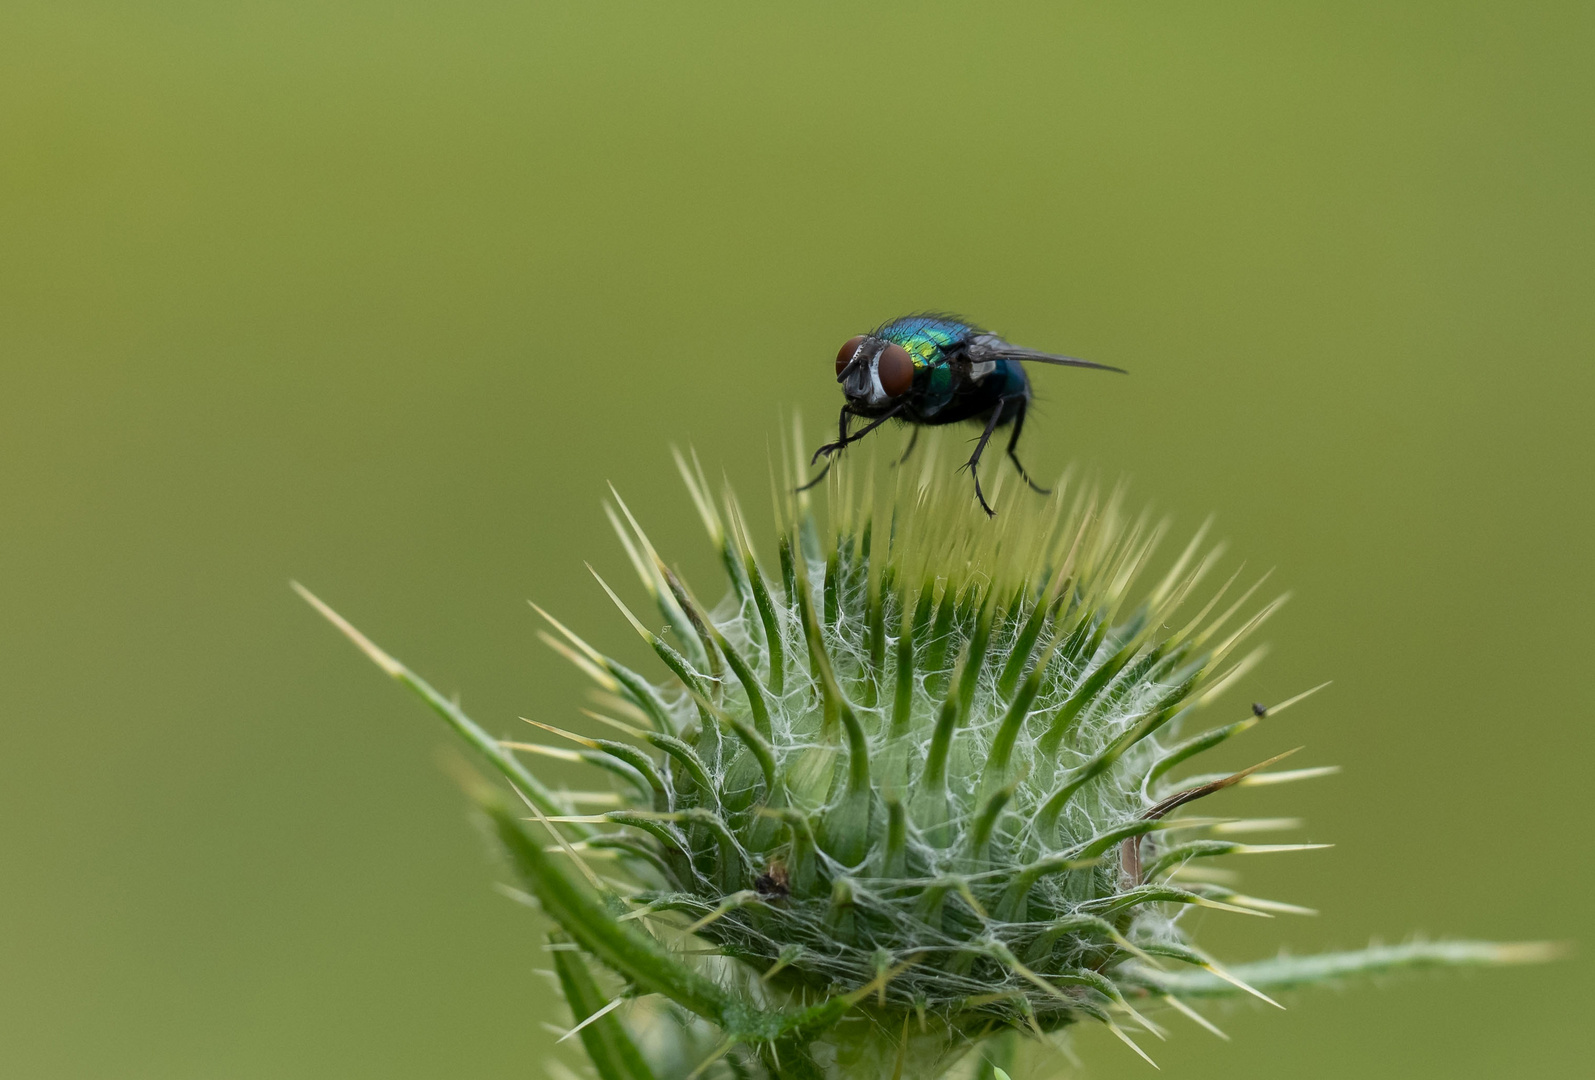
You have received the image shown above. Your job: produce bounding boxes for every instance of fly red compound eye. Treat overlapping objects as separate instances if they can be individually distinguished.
[835,336,868,377]
[876,343,913,397]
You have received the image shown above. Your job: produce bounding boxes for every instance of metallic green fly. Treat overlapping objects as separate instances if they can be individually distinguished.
[805,314,1124,515]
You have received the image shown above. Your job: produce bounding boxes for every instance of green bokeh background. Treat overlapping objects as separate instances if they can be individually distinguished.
[2,3,1590,1077]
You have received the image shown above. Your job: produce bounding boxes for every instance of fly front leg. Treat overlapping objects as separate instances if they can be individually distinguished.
[893,427,920,467]
[798,403,905,492]
[809,406,855,466]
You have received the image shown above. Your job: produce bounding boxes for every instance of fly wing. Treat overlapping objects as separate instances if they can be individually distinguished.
[966,333,1127,374]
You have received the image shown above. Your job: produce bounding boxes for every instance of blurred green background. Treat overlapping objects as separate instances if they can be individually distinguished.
[1,2,1590,1077]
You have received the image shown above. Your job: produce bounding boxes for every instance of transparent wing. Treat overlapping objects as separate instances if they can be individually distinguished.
[967,333,1127,374]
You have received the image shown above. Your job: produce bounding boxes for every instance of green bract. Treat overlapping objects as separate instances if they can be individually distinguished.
[301,431,1554,1080]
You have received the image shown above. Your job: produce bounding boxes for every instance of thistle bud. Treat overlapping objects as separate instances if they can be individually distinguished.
[302,434,1556,1079]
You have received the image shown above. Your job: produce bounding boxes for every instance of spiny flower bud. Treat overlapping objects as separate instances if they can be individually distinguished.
[301,432,1555,1080]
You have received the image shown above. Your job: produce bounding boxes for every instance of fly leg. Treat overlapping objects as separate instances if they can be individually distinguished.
[961,406,1006,517]
[808,406,854,466]
[892,427,920,467]
[798,403,904,491]
[1003,396,1050,494]
[797,407,851,491]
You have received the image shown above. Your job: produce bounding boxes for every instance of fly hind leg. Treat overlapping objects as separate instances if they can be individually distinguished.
[1004,397,1050,495]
